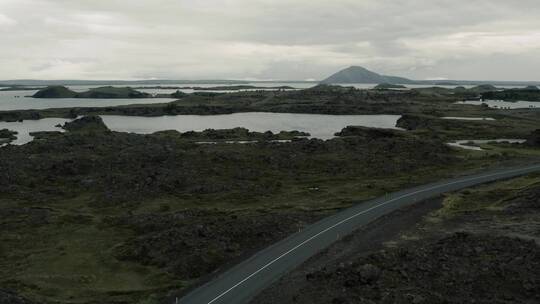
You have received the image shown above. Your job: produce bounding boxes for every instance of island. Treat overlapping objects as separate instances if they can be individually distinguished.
[31,86,185,99]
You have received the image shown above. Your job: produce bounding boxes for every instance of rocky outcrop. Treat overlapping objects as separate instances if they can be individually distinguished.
[0,129,17,144]
[176,128,309,141]
[335,126,404,139]
[395,114,432,130]
[61,116,109,133]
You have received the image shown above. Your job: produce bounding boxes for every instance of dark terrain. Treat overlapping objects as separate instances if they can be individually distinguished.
[1,82,540,304]
[1,116,489,304]
[482,87,540,102]
[0,129,17,144]
[253,175,540,304]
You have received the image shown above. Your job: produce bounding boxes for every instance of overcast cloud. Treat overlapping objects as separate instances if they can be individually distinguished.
[0,0,539,81]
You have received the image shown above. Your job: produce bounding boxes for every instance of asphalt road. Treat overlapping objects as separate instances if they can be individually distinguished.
[178,163,540,304]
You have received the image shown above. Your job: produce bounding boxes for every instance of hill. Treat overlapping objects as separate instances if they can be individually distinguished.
[321,66,415,84]
[76,86,152,98]
[32,86,77,98]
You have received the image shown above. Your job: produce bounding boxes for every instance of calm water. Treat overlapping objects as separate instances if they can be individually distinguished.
[0,112,401,145]
[0,118,69,145]
[448,139,526,151]
[101,113,401,139]
[0,90,176,111]
[0,83,313,111]
[456,100,539,109]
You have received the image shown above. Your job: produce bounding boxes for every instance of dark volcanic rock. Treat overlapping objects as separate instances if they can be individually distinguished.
[482,87,540,102]
[0,289,34,304]
[504,184,540,214]
[29,131,64,140]
[335,126,405,139]
[525,129,540,147]
[374,83,407,90]
[75,86,151,99]
[113,211,315,279]
[295,233,540,304]
[0,129,17,143]
[396,114,432,130]
[32,86,152,99]
[61,116,109,133]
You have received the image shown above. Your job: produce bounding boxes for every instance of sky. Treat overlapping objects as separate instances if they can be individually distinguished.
[0,0,539,81]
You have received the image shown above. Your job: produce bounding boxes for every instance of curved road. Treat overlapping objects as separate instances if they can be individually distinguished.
[178,164,540,304]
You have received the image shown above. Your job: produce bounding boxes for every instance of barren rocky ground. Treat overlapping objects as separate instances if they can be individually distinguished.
[252,175,540,304]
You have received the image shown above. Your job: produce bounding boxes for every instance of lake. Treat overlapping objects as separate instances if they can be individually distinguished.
[0,112,401,145]
[448,139,526,151]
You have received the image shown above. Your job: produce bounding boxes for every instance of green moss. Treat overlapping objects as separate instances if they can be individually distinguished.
[435,174,540,218]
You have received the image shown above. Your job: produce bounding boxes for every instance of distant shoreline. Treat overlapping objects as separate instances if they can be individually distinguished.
[1,79,540,87]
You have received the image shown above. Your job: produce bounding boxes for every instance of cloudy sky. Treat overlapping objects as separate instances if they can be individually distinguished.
[1,0,539,81]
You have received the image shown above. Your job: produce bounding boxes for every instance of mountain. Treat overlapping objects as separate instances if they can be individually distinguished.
[322,66,540,86]
[321,66,415,84]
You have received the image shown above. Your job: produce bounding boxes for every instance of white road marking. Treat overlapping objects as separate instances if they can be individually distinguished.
[200,165,540,304]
